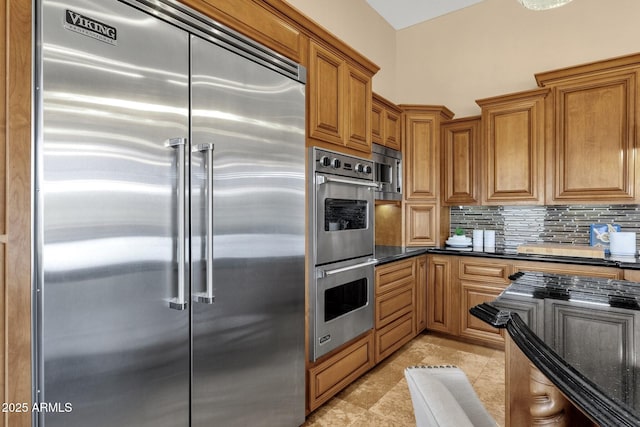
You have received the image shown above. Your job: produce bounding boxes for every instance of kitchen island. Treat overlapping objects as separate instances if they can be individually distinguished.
[471,272,640,427]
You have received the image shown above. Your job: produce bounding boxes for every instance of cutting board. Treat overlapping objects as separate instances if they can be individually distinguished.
[517,243,605,259]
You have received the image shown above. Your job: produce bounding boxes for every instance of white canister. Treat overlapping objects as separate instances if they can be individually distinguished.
[484,230,496,248]
[472,229,484,248]
[609,232,637,256]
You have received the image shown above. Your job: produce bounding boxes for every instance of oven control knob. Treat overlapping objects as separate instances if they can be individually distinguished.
[330,158,341,169]
[363,165,373,174]
[355,163,364,173]
[319,156,331,167]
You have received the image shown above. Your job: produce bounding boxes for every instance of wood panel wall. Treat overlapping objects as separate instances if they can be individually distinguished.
[3,0,32,426]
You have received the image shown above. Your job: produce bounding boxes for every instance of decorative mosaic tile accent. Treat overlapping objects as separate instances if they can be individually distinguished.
[450,205,640,253]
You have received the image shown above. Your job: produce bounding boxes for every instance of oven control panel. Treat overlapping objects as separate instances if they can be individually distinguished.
[312,148,374,180]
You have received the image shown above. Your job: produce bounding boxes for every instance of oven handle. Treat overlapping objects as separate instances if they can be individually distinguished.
[317,175,380,189]
[319,259,377,278]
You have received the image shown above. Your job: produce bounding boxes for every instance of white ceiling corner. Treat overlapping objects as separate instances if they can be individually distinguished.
[366,0,485,30]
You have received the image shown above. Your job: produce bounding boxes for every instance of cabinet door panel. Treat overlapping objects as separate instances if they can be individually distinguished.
[460,281,505,344]
[441,118,480,205]
[427,256,456,334]
[309,42,344,145]
[384,110,401,150]
[479,89,547,205]
[546,301,638,407]
[405,114,438,200]
[371,100,383,145]
[345,65,371,152]
[551,73,636,202]
[405,203,437,246]
[307,332,374,411]
[415,255,427,334]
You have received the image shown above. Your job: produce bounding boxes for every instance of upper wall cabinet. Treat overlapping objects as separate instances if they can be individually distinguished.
[536,55,640,204]
[476,88,549,205]
[309,41,374,153]
[441,116,481,206]
[372,93,402,151]
[402,105,454,201]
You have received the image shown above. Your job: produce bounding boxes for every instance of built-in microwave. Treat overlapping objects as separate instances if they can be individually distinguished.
[372,143,402,201]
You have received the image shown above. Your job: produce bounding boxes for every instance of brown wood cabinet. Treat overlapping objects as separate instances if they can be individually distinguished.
[458,258,511,345]
[426,255,457,335]
[374,258,416,363]
[402,105,454,247]
[415,255,428,334]
[3,1,33,425]
[536,55,640,204]
[402,105,454,201]
[308,40,373,153]
[426,254,623,349]
[372,93,402,150]
[404,203,438,246]
[476,88,549,205]
[441,116,481,206]
[307,331,375,412]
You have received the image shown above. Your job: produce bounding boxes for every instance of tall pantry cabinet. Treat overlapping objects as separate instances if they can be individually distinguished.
[401,105,454,246]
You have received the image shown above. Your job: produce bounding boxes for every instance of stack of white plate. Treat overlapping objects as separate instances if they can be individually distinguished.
[445,236,472,248]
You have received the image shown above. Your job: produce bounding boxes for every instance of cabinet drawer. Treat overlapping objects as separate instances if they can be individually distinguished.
[375,258,415,295]
[458,259,511,284]
[308,332,374,411]
[375,285,413,329]
[375,312,414,363]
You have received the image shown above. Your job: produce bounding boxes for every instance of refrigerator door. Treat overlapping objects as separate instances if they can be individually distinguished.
[190,35,306,426]
[37,1,190,426]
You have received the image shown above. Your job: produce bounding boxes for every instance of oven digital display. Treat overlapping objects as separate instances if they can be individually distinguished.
[324,278,368,322]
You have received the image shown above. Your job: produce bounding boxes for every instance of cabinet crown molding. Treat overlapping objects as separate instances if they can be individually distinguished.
[475,87,550,107]
[535,51,640,87]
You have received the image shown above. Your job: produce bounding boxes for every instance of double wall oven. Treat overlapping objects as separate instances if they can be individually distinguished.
[309,148,377,361]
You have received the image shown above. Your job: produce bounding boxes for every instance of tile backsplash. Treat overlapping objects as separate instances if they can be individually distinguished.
[450,205,640,253]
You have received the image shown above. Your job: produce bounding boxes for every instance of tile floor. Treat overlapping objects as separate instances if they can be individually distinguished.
[303,333,506,427]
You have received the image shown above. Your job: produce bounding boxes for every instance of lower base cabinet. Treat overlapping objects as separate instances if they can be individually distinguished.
[375,312,414,363]
[425,254,622,349]
[307,331,375,412]
[374,257,422,363]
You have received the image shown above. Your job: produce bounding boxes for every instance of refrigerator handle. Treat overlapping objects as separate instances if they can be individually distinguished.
[167,137,189,311]
[193,143,215,304]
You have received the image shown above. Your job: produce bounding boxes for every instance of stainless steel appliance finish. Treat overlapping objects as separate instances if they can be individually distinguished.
[311,148,377,266]
[372,143,402,201]
[311,257,375,360]
[35,1,305,426]
[309,148,376,361]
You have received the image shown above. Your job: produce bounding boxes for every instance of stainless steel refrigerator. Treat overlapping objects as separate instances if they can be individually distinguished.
[34,1,306,426]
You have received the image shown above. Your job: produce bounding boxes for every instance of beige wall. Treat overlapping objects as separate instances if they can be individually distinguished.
[398,0,640,117]
[288,0,640,118]
[285,0,397,100]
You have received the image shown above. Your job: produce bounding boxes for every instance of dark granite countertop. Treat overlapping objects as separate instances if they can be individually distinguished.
[375,245,640,269]
[471,272,640,427]
[428,246,640,269]
[374,246,428,265]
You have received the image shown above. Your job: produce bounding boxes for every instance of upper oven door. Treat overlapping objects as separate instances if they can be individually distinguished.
[315,173,376,265]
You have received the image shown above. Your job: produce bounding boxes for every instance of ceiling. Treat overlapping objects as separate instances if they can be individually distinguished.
[366,0,485,30]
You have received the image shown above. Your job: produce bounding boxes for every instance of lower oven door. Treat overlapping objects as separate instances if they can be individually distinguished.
[311,257,375,361]
[315,173,376,265]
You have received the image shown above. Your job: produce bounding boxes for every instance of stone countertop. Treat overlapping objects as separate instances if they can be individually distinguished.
[427,246,640,269]
[471,271,640,427]
[374,246,428,265]
[375,245,640,269]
